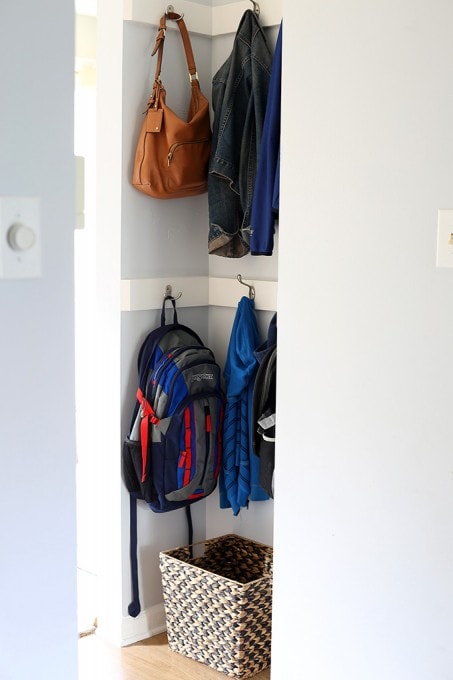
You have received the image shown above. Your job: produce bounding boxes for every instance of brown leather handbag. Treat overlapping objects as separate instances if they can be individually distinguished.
[132,12,211,199]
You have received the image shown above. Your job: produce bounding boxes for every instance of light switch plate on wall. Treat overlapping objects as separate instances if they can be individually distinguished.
[436,209,453,268]
[0,197,41,279]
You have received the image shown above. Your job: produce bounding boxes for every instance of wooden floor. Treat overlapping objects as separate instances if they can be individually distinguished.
[78,632,271,680]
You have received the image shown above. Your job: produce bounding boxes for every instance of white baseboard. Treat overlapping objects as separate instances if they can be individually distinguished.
[121,602,167,646]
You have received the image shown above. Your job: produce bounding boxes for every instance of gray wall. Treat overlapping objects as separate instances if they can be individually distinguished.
[0,2,77,679]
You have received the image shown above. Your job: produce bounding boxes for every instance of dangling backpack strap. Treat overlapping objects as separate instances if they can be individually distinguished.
[128,491,142,618]
[185,505,194,558]
[128,497,194,618]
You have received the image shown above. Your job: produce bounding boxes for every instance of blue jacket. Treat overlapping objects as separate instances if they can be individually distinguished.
[250,22,282,256]
[208,10,272,258]
[219,296,269,515]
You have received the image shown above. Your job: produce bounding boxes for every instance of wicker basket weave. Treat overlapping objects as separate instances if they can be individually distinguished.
[159,534,273,678]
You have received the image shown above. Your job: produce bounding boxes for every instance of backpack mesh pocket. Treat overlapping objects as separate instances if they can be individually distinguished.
[122,437,158,504]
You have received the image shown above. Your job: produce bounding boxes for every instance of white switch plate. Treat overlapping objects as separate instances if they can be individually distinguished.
[436,209,453,268]
[0,197,41,279]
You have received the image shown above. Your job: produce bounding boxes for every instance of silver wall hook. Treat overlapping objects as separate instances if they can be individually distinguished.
[166,5,184,20]
[237,274,255,300]
[164,284,183,301]
[249,0,260,17]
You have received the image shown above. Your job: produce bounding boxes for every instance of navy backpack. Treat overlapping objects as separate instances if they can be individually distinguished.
[122,297,224,616]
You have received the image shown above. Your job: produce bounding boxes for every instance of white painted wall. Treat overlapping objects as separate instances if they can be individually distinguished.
[272,1,453,678]
[0,2,77,679]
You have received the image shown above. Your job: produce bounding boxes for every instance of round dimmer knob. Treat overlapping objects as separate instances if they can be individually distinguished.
[7,222,36,252]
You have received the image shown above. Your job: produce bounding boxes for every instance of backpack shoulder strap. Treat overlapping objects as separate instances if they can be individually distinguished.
[127,492,141,618]
[127,494,195,618]
[185,505,194,558]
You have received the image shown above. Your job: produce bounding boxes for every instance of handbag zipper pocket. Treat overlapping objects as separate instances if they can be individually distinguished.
[167,138,210,166]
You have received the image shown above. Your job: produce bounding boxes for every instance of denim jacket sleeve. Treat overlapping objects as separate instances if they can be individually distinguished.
[208,10,272,258]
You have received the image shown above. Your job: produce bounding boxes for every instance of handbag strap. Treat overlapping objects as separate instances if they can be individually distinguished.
[151,13,199,86]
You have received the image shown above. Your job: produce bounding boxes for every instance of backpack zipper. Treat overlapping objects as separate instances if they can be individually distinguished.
[167,138,210,166]
[180,406,193,488]
[203,403,211,484]
[180,400,213,492]
[170,393,223,496]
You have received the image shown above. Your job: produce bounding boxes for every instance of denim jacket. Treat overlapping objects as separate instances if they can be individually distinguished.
[208,10,272,258]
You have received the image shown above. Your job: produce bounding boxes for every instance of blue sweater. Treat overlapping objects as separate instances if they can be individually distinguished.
[219,297,269,514]
[250,22,282,256]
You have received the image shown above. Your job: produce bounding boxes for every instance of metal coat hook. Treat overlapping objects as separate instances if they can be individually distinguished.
[166,5,184,20]
[237,274,255,300]
[249,0,260,17]
[164,284,183,301]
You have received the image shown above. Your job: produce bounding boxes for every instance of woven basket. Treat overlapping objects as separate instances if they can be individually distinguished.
[159,534,273,678]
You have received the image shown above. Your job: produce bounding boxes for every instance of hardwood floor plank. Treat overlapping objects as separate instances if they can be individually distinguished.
[78,633,271,680]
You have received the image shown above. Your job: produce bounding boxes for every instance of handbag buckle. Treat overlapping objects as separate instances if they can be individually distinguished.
[189,72,199,82]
